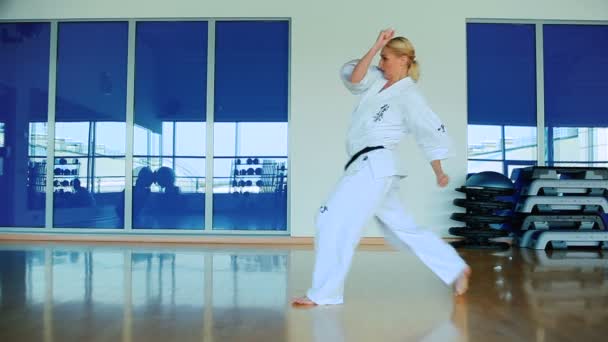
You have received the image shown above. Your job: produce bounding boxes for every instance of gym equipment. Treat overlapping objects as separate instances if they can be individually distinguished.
[520,230,608,250]
[511,166,608,250]
[450,171,515,250]
[516,196,608,214]
[450,213,511,225]
[519,214,606,231]
[521,179,608,196]
[512,166,608,182]
[453,198,513,211]
[448,227,509,238]
[229,158,288,194]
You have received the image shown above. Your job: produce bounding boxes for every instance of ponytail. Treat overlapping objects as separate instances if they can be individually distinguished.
[408,59,420,82]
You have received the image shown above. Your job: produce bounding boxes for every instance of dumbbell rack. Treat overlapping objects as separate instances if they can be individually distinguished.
[229,157,288,194]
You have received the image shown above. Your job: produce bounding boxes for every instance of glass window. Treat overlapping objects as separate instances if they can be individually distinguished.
[29,123,48,157]
[214,123,288,230]
[467,160,503,175]
[53,22,128,228]
[504,126,537,161]
[95,122,126,155]
[0,123,4,147]
[213,21,289,231]
[0,22,50,228]
[549,127,608,163]
[132,21,208,229]
[467,125,537,175]
[467,125,503,160]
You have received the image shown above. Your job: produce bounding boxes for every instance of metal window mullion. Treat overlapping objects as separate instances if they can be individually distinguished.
[286,19,292,235]
[173,121,176,170]
[45,21,58,229]
[89,122,96,191]
[501,125,507,175]
[204,20,216,231]
[205,21,216,231]
[588,128,595,162]
[124,20,136,231]
[536,23,546,166]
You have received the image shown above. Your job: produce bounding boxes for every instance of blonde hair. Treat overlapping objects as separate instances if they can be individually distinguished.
[385,37,420,82]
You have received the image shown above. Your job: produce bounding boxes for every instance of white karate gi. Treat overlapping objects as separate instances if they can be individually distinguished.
[306,60,467,305]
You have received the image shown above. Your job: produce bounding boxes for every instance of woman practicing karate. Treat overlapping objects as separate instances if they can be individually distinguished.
[292,29,471,306]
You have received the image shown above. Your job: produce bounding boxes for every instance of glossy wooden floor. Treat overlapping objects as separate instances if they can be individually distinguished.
[0,242,607,342]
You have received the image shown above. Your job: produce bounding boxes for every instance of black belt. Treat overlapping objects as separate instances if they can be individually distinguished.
[344,146,385,170]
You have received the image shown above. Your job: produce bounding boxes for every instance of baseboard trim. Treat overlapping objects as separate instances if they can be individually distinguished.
[0,234,377,245]
[0,234,460,246]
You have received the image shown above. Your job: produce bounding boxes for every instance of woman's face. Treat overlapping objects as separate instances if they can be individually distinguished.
[379,48,407,81]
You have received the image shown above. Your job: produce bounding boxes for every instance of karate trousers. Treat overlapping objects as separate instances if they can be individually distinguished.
[306,161,467,305]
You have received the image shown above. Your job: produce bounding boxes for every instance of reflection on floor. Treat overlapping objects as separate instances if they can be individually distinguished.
[0,243,607,342]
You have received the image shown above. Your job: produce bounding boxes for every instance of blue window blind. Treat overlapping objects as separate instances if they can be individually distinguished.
[214,21,289,123]
[467,23,537,126]
[135,21,208,128]
[544,24,608,127]
[56,22,128,122]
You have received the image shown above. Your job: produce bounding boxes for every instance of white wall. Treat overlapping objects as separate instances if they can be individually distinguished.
[2,0,607,237]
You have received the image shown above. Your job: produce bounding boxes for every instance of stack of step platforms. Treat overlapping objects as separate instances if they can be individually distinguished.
[512,166,608,250]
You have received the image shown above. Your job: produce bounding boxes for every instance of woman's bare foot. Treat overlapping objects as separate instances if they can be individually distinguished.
[454,266,472,296]
[291,296,317,307]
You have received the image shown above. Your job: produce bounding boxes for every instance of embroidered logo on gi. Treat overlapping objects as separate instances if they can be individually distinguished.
[373,104,390,122]
[319,206,328,213]
[437,124,446,133]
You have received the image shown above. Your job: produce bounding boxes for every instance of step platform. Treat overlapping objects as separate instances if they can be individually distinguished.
[517,214,606,231]
[518,230,608,250]
[515,196,608,214]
